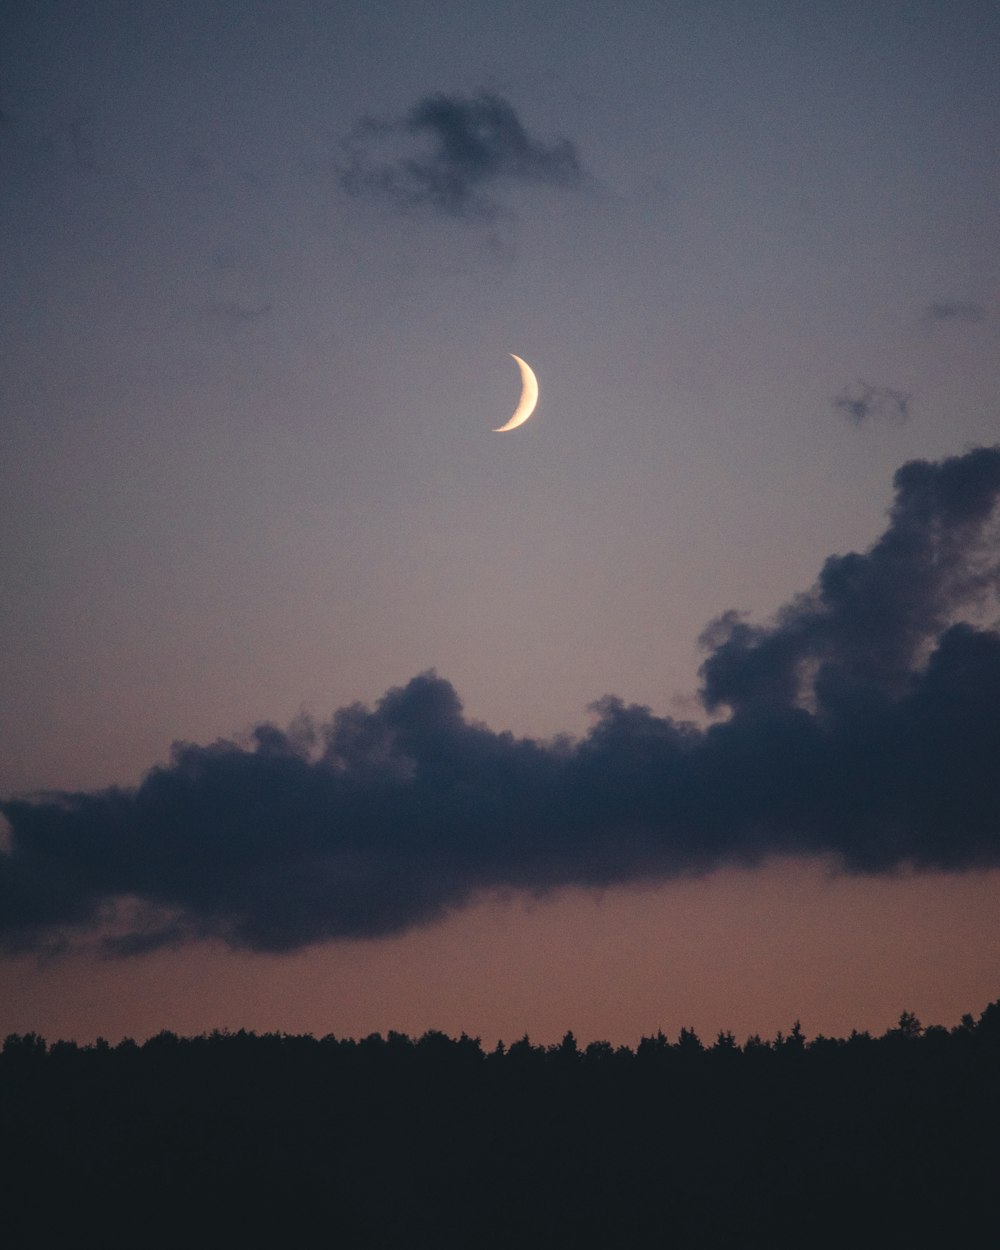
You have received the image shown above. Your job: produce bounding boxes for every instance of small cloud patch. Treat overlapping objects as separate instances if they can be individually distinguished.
[339,92,583,220]
[833,381,912,426]
[925,301,986,324]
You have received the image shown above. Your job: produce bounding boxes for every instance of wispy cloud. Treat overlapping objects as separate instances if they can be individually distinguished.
[833,381,912,425]
[205,300,273,323]
[339,91,583,220]
[925,301,986,324]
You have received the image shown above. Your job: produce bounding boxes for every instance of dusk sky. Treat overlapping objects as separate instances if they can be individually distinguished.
[2,0,999,1048]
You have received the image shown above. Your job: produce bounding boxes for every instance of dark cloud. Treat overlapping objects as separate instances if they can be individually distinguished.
[2,447,1000,956]
[925,301,986,323]
[339,92,582,219]
[833,382,912,426]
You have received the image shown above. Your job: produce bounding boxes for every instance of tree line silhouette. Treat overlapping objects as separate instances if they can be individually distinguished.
[3,1001,1000,1247]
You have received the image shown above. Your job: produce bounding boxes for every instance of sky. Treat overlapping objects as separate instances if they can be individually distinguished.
[2,0,999,1047]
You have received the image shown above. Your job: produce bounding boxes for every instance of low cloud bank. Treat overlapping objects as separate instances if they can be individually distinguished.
[2,447,999,955]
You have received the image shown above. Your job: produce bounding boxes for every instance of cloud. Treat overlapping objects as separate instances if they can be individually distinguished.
[925,301,986,324]
[833,381,912,425]
[205,300,273,323]
[2,447,1000,956]
[338,92,583,219]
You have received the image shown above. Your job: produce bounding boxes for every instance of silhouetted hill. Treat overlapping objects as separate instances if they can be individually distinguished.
[3,1002,1000,1247]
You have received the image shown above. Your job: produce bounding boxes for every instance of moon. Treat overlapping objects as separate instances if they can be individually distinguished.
[493,354,539,432]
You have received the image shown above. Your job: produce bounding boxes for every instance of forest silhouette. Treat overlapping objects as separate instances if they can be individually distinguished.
[4,1000,1000,1247]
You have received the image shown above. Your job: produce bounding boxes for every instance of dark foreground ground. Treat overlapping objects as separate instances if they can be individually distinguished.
[3,1002,999,1248]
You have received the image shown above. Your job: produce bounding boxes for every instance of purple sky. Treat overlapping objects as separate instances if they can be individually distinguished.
[2,0,999,1046]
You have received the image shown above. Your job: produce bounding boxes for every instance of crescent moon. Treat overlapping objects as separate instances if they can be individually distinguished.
[493,354,539,432]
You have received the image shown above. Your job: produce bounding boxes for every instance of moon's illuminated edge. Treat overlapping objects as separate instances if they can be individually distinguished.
[493,354,539,432]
